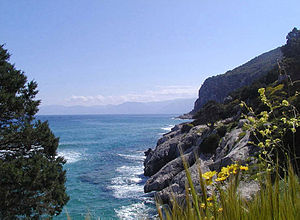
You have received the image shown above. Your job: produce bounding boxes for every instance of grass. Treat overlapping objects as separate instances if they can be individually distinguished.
[156,161,300,220]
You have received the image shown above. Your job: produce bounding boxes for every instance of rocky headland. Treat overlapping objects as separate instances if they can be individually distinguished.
[143,45,292,205]
[144,118,260,204]
[181,47,283,119]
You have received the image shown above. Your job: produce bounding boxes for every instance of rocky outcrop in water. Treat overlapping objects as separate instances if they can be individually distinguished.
[143,120,260,204]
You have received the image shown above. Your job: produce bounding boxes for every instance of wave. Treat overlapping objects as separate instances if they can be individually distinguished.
[108,165,145,199]
[117,153,145,161]
[115,201,153,220]
[57,150,84,164]
[161,124,174,132]
[116,165,143,175]
[59,141,99,146]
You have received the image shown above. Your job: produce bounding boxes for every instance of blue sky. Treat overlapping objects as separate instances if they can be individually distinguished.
[1,0,299,106]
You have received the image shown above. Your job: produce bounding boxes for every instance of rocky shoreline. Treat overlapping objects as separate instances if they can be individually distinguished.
[143,119,260,204]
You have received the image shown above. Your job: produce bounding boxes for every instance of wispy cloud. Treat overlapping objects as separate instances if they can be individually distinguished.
[65,85,198,106]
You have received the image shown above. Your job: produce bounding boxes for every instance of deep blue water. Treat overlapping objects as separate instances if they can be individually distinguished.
[37,114,186,219]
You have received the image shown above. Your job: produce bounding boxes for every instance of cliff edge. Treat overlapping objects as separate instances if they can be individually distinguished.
[190,47,282,115]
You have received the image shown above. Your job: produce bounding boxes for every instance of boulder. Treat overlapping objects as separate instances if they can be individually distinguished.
[144,124,209,177]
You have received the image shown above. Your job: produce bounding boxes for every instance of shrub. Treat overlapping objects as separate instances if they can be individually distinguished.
[216,125,227,137]
[181,123,194,133]
[199,133,220,154]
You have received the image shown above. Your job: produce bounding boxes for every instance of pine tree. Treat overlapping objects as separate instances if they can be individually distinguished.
[0,45,69,219]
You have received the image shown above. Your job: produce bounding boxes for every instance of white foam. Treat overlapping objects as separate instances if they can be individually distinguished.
[161,124,174,132]
[111,176,142,185]
[116,165,143,175]
[108,182,144,199]
[115,202,152,220]
[117,153,145,161]
[108,165,144,199]
[57,150,83,164]
[59,141,99,146]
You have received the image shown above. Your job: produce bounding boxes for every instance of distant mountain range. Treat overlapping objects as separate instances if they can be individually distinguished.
[38,98,196,115]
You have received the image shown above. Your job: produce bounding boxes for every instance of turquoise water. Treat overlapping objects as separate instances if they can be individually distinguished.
[37,114,185,219]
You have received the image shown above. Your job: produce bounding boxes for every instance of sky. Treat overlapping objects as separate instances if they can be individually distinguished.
[0,0,300,106]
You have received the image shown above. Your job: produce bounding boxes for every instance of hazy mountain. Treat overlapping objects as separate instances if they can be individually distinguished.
[38,98,196,115]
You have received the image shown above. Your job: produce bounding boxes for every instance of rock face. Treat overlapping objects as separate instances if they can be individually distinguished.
[191,47,282,114]
[144,120,260,204]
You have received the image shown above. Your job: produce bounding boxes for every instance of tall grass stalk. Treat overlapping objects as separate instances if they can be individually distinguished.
[156,163,300,220]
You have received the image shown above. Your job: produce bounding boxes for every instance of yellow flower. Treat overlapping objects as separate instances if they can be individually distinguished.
[260,111,268,117]
[264,129,271,135]
[218,208,223,212]
[200,203,206,208]
[215,176,228,182]
[282,100,289,107]
[259,130,266,136]
[248,116,255,123]
[240,165,248,171]
[207,197,213,201]
[281,117,287,123]
[202,171,217,179]
[275,138,281,143]
[208,202,213,207]
[202,171,216,185]
[258,88,265,95]
[258,142,264,148]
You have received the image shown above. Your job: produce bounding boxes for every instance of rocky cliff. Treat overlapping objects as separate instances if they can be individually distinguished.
[144,120,260,203]
[190,47,282,115]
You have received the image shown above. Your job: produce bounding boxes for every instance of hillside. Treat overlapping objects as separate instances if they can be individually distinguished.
[189,47,283,115]
[144,28,300,209]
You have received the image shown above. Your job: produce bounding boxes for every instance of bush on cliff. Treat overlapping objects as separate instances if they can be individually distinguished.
[181,123,194,133]
[199,133,220,154]
[0,45,69,218]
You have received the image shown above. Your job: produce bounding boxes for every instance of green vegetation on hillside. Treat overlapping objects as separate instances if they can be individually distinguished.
[158,28,300,219]
[0,45,69,219]
[193,28,300,171]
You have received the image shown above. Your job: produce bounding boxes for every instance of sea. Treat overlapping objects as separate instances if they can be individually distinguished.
[37,114,188,219]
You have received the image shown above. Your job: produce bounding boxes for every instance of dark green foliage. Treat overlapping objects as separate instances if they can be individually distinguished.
[181,123,194,133]
[0,45,69,219]
[199,133,220,154]
[193,99,240,128]
[193,101,224,128]
[282,28,300,63]
[216,125,227,137]
[279,28,300,83]
[0,156,67,218]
